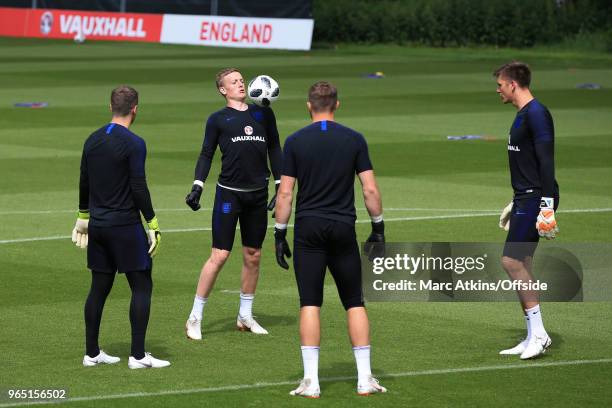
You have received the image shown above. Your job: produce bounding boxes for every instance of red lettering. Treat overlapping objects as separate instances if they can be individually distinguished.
[210,22,220,40]
[262,24,272,43]
[200,21,209,40]
[240,24,250,42]
[221,22,231,41]
[252,24,261,42]
[231,23,240,42]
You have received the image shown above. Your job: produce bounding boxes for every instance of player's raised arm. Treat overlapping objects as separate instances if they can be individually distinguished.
[186,115,220,211]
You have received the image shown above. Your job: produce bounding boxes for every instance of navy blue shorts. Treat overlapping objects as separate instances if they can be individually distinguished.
[88,224,152,273]
[503,196,559,260]
[293,216,364,310]
[211,185,268,251]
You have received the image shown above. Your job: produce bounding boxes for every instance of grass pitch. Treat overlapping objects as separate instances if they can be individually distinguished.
[0,38,611,407]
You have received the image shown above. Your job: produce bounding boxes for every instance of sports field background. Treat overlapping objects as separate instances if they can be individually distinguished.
[0,38,611,406]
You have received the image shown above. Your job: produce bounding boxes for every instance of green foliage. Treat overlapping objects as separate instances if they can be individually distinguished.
[313,0,612,48]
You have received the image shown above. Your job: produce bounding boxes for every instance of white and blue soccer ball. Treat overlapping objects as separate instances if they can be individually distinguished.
[248,75,280,107]
[73,31,86,44]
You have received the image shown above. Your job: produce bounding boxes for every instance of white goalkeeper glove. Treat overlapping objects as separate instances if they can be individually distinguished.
[146,216,161,257]
[499,201,513,231]
[536,197,559,240]
[71,210,89,249]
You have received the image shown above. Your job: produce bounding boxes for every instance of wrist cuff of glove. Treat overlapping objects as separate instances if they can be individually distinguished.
[371,220,384,234]
[193,180,204,188]
[540,197,554,209]
[147,216,159,230]
[78,210,90,220]
[274,226,287,238]
[370,214,383,223]
[274,223,287,230]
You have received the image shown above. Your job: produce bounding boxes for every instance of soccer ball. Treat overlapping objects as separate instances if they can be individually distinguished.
[248,75,280,107]
[74,32,86,44]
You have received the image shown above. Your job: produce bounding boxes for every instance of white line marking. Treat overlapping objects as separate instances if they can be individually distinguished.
[0,208,510,215]
[0,358,610,407]
[2,207,610,216]
[0,208,610,245]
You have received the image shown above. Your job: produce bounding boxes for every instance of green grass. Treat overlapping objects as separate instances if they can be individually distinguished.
[0,38,611,407]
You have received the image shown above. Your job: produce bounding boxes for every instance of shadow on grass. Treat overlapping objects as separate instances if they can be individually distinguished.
[201,312,297,336]
[105,341,173,359]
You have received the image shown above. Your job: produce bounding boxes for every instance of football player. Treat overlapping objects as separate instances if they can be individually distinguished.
[495,61,559,360]
[274,81,387,397]
[74,85,169,369]
[184,68,282,339]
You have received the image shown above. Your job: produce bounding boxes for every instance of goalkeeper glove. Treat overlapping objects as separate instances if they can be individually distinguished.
[499,201,513,231]
[71,210,89,249]
[185,184,203,211]
[274,226,291,270]
[364,219,385,261]
[146,216,161,257]
[267,181,280,218]
[536,197,559,240]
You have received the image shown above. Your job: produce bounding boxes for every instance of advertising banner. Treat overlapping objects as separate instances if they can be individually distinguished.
[0,7,314,50]
[160,14,314,50]
[0,7,163,42]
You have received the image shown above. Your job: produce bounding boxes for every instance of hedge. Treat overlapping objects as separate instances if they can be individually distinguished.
[312,0,612,47]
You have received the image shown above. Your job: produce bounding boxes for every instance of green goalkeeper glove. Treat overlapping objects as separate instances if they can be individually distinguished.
[146,216,161,257]
[71,210,89,249]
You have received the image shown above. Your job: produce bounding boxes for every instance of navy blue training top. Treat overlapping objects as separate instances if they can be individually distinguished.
[507,99,559,198]
[193,104,282,190]
[79,123,155,227]
[282,120,373,225]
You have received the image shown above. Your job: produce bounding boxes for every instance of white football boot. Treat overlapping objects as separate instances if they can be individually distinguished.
[499,338,529,355]
[289,378,320,398]
[82,350,120,367]
[128,352,171,369]
[237,315,269,335]
[186,316,202,340]
[357,376,387,396]
[520,334,552,360]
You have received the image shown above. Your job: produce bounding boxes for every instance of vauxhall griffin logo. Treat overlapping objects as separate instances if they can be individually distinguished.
[40,11,53,36]
[244,126,253,135]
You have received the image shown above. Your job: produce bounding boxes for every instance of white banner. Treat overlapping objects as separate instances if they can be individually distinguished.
[160,14,314,50]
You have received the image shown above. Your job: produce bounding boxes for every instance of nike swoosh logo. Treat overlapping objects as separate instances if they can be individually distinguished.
[516,211,527,215]
[132,359,152,367]
[226,117,236,122]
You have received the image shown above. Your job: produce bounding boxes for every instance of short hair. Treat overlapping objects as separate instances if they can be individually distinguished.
[493,61,531,88]
[216,67,240,89]
[110,85,138,116]
[308,81,338,113]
